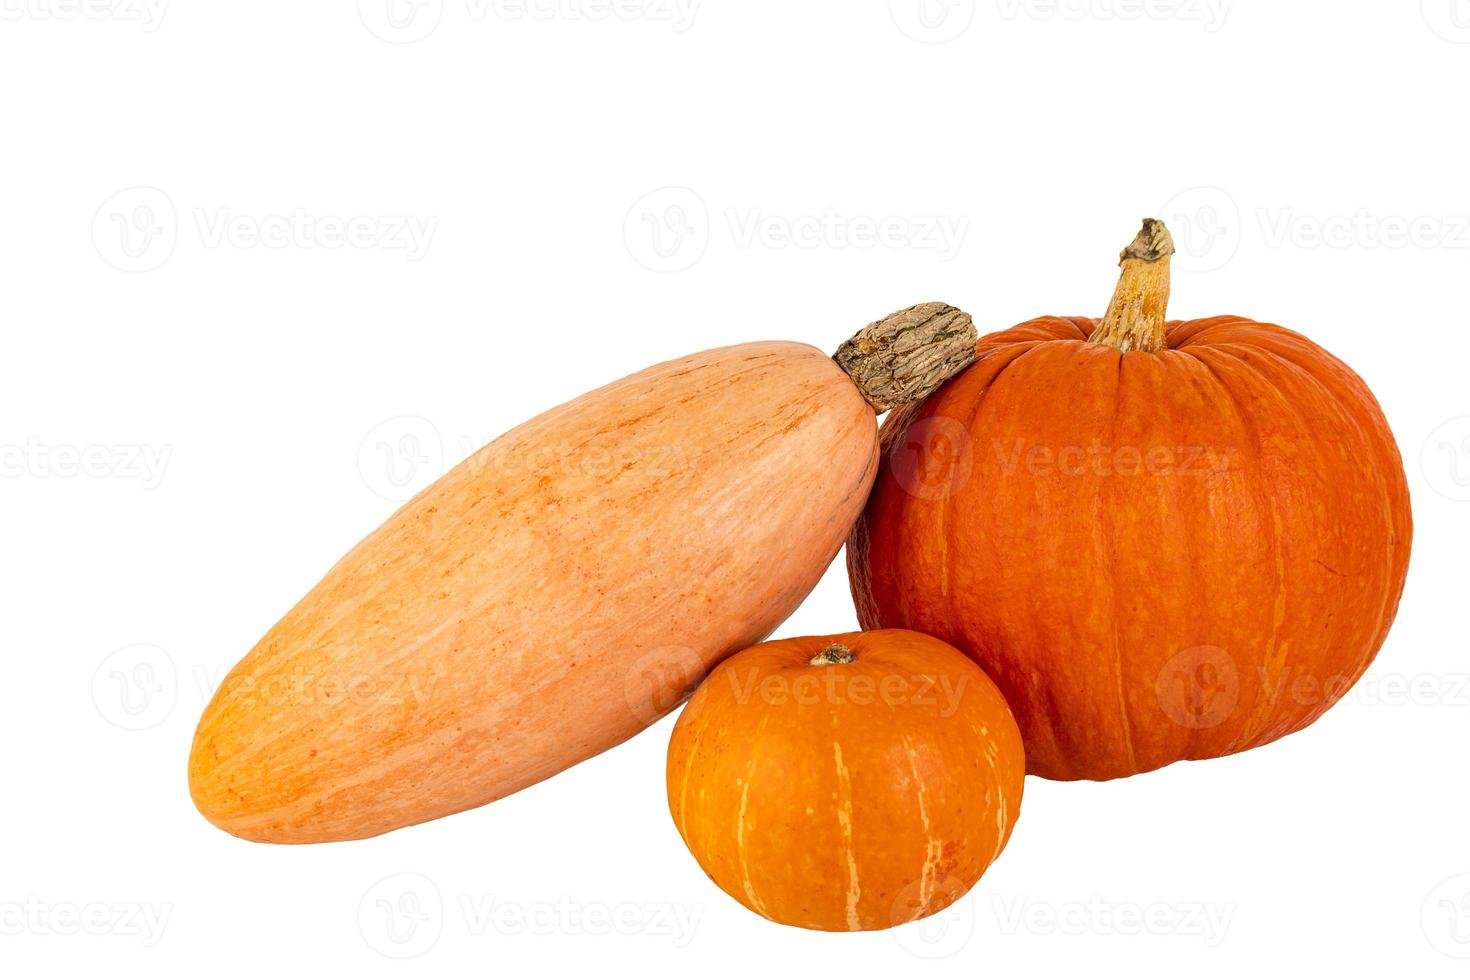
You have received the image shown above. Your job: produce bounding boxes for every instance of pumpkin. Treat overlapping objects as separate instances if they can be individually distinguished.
[666,629,1025,932]
[189,305,978,843]
[848,220,1413,781]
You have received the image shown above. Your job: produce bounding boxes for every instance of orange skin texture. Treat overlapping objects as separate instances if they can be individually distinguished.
[666,629,1025,932]
[190,342,879,843]
[848,317,1413,781]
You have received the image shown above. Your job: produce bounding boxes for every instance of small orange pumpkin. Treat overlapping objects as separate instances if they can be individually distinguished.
[666,629,1025,932]
[848,220,1413,781]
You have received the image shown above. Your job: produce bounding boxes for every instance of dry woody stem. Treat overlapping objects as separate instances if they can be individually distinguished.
[1088,218,1175,353]
[834,303,978,413]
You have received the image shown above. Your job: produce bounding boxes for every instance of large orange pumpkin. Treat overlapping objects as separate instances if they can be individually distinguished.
[848,220,1413,781]
[667,629,1025,932]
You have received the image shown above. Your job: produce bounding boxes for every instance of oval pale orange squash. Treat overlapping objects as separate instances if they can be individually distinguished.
[666,629,1025,932]
[189,305,977,843]
[848,221,1413,781]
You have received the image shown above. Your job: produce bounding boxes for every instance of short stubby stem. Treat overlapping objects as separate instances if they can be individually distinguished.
[809,644,857,666]
[834,303,978,413]
[1088,218,1175,353]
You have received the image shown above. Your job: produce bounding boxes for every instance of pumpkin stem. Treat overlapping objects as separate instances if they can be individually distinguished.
[1088,218,1175,353]
[809,644,857,666]
[833,303,978,414]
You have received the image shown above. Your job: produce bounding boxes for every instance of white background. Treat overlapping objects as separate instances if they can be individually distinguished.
[3,1,1468,976]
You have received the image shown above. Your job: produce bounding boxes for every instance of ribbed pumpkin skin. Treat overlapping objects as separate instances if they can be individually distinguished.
[849,317,1412,781]
[667,630,1025,932]
[191,342,879,843]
